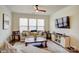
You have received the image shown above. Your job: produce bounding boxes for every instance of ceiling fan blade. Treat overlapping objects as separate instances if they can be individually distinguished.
[38,9,46,12]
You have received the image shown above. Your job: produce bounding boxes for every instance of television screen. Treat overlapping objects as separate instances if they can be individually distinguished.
[63,17,67,22]
[58,18,63,23]
[58,23,63,28]
[56,16,70,28]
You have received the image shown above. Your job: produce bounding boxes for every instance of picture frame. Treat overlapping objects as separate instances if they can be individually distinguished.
[3,13,9,30]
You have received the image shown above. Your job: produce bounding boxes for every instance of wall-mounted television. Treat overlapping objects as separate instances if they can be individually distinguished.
[55,16,70,28]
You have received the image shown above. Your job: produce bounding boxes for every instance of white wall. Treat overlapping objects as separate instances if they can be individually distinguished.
[12,12,50,31]
[0,6,12,42]
[50,6,79,49]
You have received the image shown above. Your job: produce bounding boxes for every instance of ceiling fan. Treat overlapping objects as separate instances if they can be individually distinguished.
[34,5,46,12]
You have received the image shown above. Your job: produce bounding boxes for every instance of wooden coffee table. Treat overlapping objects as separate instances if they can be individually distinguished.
[25,37,47,47]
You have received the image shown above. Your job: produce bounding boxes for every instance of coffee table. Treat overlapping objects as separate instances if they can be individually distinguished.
[25,37,47,47]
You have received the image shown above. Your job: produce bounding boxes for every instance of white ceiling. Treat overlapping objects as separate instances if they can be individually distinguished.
[7,5,68,15]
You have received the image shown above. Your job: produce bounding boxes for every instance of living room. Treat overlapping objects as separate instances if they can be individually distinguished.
[0,5,79,53]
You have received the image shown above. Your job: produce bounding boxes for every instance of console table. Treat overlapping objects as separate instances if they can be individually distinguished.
[51,33,70,48]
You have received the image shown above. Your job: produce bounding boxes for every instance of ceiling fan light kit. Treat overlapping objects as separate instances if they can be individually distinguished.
[36,10,39,12]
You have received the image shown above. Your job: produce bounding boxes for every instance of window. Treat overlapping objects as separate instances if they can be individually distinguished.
[19,18,28,33]
[29,19,36,31]
[19,18,45,32]
[37,19,44,31]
